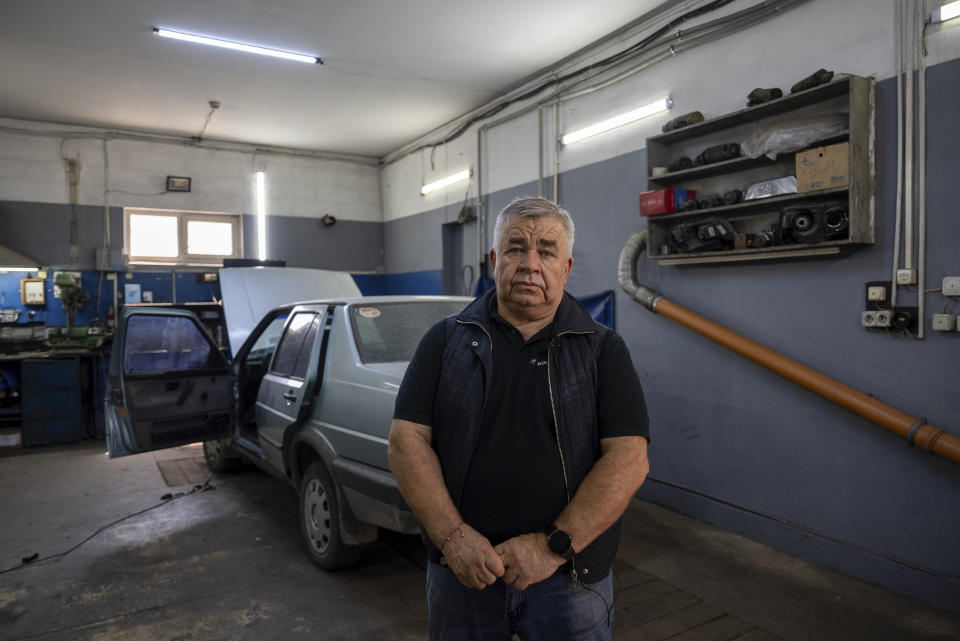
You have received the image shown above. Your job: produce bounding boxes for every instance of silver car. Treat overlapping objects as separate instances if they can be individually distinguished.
[105,291,471,569]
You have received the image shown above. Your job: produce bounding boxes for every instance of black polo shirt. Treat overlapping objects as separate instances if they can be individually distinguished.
[394,296,649,546]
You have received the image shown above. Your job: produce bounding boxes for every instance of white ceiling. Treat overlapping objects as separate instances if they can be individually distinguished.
[0,0,662,158]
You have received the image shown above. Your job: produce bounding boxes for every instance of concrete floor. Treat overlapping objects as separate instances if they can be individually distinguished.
[0,440,958,641]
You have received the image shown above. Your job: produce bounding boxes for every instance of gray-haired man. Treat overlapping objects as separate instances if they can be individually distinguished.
[389,197,649,640]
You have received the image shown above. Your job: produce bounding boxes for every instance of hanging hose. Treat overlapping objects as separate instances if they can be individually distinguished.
[618,230,960,464]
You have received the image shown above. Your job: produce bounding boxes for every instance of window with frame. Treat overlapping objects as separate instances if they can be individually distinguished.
[270,312,321,379]
[124,208,242,265]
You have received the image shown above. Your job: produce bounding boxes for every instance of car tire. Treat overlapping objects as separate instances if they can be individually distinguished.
[202,438,242,473]
[299,460,362,570]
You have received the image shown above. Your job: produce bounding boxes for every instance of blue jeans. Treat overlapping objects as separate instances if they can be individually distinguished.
[426,562,613,641]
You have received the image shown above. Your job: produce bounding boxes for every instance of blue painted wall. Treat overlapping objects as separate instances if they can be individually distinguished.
[352,270,443,296]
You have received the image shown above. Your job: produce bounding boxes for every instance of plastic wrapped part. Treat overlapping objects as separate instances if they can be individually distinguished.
[740,113,848,160]
[745,176,797,201]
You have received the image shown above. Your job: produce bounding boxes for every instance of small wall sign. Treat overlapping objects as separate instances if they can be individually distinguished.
[166,176,192,192]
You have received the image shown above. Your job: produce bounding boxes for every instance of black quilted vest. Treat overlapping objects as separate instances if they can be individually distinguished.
[427,289,620,584]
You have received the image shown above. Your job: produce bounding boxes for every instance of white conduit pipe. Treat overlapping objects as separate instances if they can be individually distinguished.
[891,0,904,307]
[918,2,927,339]
[904,0,915,272]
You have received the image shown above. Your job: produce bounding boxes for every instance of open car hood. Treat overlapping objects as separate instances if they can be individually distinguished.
[219,267,360,356]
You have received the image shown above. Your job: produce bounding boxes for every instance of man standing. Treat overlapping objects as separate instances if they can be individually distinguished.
[388,197,649,640]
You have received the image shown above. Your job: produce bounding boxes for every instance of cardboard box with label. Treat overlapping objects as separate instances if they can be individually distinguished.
[796,142,849,193]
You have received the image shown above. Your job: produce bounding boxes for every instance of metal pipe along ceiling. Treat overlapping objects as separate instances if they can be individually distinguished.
[618,231,960,465]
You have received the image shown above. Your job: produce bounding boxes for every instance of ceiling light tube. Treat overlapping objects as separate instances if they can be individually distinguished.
[256,171,268,261]
[421,169,472,195]
[154,28,320,64]
[939,0,960,21]
[561,97,672,145]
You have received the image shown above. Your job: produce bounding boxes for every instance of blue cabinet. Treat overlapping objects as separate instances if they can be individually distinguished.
[21,358,87,446]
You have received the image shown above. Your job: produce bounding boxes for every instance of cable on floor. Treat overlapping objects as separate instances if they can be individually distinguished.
[0,477,216,575]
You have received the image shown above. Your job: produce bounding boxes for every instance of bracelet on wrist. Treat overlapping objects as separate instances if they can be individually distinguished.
[438,521,465,555]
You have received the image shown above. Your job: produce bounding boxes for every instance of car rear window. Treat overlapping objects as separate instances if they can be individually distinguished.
[349,300,469,364]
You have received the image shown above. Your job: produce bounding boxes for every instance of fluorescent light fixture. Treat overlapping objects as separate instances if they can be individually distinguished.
[421,169,472,195]
[256,171,267,261]
[939,0,960,21]
[561,97,672,145]
[154,28,320,64]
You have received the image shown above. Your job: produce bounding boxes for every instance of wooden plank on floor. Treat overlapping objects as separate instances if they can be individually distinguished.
[665,614,758,641]
[157,457,208,487]
[614,578,681,610]
[615,590,701,631]
[614,601,727,640]
[729,629,783,641]
[614,558,659,589]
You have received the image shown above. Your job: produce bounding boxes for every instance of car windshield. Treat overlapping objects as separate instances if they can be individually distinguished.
[349,300,469,364]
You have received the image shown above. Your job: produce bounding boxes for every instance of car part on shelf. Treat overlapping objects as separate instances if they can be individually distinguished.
[667,156,693,173]
[747,87,783,106]
[791,68,834,93]
[779,201,849,243]
[669,217,736,253]
[662,111,704,133]
[695,142,740,166]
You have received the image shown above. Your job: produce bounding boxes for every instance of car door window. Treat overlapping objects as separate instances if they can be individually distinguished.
[123,315,223,374]
[270,312,320,379]
[247,313,289,365]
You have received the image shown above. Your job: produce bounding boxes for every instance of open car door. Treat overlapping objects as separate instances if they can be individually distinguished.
[105,307,234,458]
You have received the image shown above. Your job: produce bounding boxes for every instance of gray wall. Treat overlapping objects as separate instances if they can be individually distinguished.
[0,201,123,269]
[387,60,960,612]
[241,214,382,271]
[0,201,381,272]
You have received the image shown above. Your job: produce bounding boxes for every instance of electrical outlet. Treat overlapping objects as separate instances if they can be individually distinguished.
[943,276,960,297]
[932,314,954,331]
[867,286,887,302]
[896,268,917,285]
[861,311,877,327]
[875,310,892,327]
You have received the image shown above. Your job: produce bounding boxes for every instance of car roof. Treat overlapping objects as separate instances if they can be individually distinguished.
[278,294,476,311]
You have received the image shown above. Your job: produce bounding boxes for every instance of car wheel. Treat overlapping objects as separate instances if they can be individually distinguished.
[202,438,242,473]
[299,460,362,570]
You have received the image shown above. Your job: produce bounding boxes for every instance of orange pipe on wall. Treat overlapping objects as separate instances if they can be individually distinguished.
[654,297,960,464]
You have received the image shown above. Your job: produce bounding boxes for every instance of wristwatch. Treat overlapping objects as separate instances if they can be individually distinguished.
[544,525,574,561]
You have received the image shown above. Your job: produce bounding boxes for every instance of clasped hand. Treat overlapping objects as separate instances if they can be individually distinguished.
[443,526,564,591]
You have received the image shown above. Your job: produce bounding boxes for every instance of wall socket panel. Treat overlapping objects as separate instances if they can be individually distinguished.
[864,281,891,309]
[896,268,917,285]
[932,313,955,331]
[862,310,892,328]
[943,276,960,297]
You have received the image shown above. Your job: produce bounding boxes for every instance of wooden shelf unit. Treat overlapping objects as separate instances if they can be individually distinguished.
[644,75,875,265]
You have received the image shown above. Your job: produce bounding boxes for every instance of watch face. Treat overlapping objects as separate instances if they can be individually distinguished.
[548,529,572,555]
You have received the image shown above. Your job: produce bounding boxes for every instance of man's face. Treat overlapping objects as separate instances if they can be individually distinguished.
[490,215,573,320]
